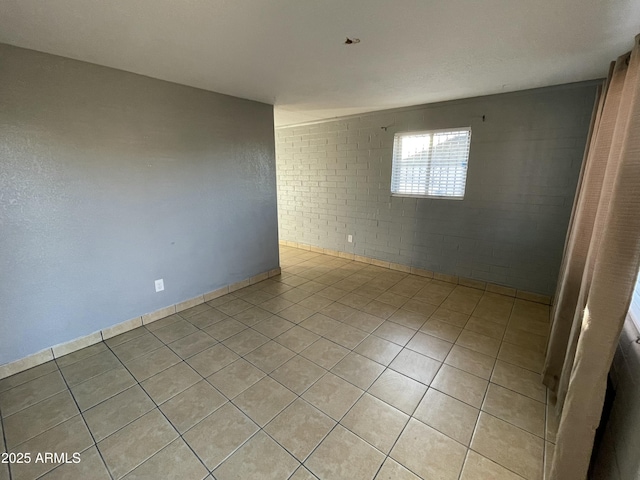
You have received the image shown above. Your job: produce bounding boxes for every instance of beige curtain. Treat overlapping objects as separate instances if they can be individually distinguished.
[543,34,640,480]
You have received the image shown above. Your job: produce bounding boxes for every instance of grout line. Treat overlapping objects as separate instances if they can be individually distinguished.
[51,356,115,480]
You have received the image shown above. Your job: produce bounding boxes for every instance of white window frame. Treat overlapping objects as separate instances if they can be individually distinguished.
[629,269,640,331]
[390,127,471,199]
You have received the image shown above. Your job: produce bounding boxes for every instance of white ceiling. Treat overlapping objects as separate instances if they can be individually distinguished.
[0,0,638,126]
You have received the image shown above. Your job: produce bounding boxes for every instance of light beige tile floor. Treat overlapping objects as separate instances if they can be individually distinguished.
[0,245,557,480]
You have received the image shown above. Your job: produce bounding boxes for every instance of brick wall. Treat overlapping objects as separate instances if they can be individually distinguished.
[275,82,598,295]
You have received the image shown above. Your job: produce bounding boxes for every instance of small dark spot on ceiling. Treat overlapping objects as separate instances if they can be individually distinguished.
[344,37,360,45]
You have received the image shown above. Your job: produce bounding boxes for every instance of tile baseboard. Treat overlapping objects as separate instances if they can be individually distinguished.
[0,266,281,381]
[279,240,552,306]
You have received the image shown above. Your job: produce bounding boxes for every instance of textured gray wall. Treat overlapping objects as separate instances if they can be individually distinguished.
[276,83,598,295]
[0,44,279,365]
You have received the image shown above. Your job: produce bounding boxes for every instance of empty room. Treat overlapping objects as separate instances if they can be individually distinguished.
[1,1,640,479]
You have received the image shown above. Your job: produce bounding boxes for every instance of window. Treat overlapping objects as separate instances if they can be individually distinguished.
[629,269,640,331]
[391,127,471,198]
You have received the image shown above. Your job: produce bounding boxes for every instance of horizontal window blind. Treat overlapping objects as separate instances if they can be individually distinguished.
[391,127,471,198]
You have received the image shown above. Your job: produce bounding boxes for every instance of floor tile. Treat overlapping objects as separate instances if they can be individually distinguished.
[498,342,545,373]
[375,458,421,479]
[145,314,182,332]
[391,418,466,480]
[214,431,299,480]
[278,304,316,323]
[373,321,415,346]
[70,366,137,411]
[222,329,269,356]
[354,335,402,366]
[341,393,409,454]
[419,318,463,343]
[331,352,385,390]
[186,308,230,329]
[60,350,122,386]
[216,298,253,316]
[337,292,373,309]
[274,325,320,352]
[342,311,385,333]
[3,390,78,449]
[302,373,363,421]
[305,425,385,480]
[253,316,295,339]
[377,291,409,308]
[278,287,313,304]
[124,346,182,382]
[260,296,295,314]
[203,318,247,341]
[460,450,525,479]
[140,362,201,404]
[430,307,470,328]
[234,377,296,427]
[401,298,438,317]
[299,313,341,337]
[405,331,453,361]
[0,370,67,417]
[183,403,258,470]
[104,327,148,348]
[368,369,427,415]
[471,412,544,480]
[290,466,318,480]
[464,316,507,339]
[270,355,326,394]
[389,349,441,385]
[431,364,488,408]
[122,438,207,479]
[482,384,545,437]
[160,380,226,433]
[265,398,335,461]
[455,330,501,357]
[413,388,479,446]
[320,302,357,322]
[503,329,548,354]
[83,385,155,442]
[168,331,217,359]
[98,409,178,479]
[361,300,398,319]
[56,342,108,368]
[445,345,495,380]
[152,319,198,344]
[0,361,58,394]
[186,344,239,377]
[39,446,111,480]
[472,293,514,325]
[388,309,428,330]
[178,303,213,319]
[111,333,164,363]
[491,360,547,403]
[244,341,296,373]
[301,338,349,369]
[207,359,265,399]
[10,416,93,480]
[233,306,273,326]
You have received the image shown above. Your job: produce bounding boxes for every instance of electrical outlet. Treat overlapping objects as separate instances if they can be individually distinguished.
[347,234,353,243]
[155,279,164,292]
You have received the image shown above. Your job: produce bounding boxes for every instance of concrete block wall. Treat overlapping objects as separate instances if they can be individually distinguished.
[275,82,599,295]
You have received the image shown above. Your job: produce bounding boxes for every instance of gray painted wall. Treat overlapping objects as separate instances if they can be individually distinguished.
[276,83,598,295]
[591,318,640,479]
[0,44,279,365]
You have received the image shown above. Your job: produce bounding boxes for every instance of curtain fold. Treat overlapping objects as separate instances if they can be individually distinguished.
[544,34,640,480]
